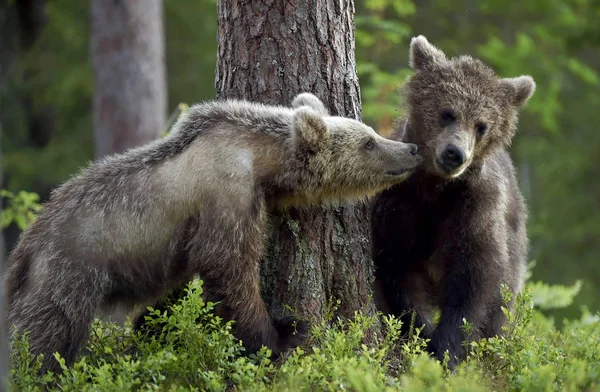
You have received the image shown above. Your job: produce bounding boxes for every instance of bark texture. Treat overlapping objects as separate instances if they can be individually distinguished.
[216,0,379,329]
[90,0,167,157]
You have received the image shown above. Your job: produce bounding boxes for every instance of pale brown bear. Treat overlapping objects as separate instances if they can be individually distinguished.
[371,36,535,369]
[5,92,421,374]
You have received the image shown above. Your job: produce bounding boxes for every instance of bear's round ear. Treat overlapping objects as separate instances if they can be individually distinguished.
[292,107,330,152]
[409,35,447,71]
[499,75,536,107]
[291,93,329,116]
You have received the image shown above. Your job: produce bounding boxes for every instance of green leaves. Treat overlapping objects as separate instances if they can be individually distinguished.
[527,280,583,311]
[567,58,599,85]
[1,190,42,230]
[9,279,600,391]
[354,0,600,319]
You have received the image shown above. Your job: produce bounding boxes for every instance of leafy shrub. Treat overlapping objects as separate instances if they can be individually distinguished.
[8,278,600,391]
[4,190,599,390]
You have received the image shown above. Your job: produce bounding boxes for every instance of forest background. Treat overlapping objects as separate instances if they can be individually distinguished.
[1,0,599,321]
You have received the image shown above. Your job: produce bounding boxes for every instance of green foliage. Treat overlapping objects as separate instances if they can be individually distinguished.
[2,0,599,315]
[467,288,600,392]
[353,0,600,317]
[0,190,42,230]
[355,0,415,135]
[11,279,274,391]
[1,0,217,192]
[528,280,583,311]
[9,281,600,391]
[3,0,600,388]
[2,0,94,192]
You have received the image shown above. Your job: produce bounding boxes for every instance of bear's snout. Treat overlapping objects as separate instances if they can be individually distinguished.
[409,143,419,156]
[439,143,466,169]
[375,138,423,179]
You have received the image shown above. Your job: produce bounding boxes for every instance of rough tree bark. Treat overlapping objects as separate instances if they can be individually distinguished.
[215,0,380,332]
[90,0,167,158]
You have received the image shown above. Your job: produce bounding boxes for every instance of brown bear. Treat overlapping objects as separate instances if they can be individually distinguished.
[371,36,535,369]
[5,92,421,374]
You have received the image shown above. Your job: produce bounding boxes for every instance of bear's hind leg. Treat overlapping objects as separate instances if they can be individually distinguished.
[8,260,110,374]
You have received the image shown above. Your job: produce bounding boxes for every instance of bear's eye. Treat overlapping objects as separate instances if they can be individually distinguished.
[440,110,456,126]
[476,123,488,136]
[364,140,375,150]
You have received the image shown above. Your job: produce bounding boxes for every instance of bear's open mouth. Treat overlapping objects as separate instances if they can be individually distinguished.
[435,158,457,174]
[386,169,408,176]
[434,158,466,178]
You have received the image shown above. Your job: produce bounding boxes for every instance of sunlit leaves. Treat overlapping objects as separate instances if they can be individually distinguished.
[0,190,42,230]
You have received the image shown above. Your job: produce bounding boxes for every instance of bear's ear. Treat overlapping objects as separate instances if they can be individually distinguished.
[292,107,330,152]
[291,92,329,116]
[499,75,536,107]
[409,35,447,71]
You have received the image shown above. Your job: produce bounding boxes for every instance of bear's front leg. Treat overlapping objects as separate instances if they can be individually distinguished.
[189,198,308,358]
[372,185,436,337]
[430,205,508,370]
[199,263,309,357]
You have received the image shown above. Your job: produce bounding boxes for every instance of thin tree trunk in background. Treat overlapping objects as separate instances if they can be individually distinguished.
[0,115,7,389]
[0,2,12,385]
[90,0,167,158]
[0,120,8,391]
[90,0,166,324]
[0,251,6,391]
[0,196,7,392]
[0,263,6,390]
[15,0,55,149]
[216,0,380,334]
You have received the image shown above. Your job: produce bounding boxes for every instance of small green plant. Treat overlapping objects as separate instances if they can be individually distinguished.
[10,279,274,391]
[1,190,42,230]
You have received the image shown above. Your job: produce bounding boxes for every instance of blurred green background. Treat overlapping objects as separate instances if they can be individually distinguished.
[1,0,598,319]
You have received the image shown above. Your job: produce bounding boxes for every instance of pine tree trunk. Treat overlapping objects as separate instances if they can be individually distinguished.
[215,0,380,332]
[90,0,167,158]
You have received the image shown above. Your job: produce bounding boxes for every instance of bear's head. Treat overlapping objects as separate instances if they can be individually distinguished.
[402,35,535,179]
[288,93,422,203]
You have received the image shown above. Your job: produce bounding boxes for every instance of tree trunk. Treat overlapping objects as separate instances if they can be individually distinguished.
[1,2,12,383]
[90,0,167,158]
[90,0,167,324]
[15,0,55,149]
[215,0,380,332]
[0,120,7,391]
[0,170,7,392]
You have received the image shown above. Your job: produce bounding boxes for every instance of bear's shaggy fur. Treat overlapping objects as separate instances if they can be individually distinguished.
[371,36,535,369]
[5,93,421,373]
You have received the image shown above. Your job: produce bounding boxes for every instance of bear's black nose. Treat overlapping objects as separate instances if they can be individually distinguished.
[442,144,466,167]
[409,144,418,156]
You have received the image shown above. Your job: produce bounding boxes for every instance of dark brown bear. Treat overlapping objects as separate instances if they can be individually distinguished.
[371,36,535,369]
